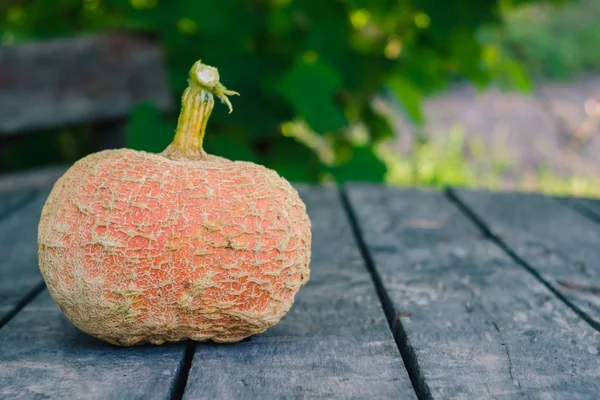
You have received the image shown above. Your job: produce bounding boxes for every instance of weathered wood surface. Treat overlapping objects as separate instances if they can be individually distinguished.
[183,186,416,399]
[0,166,67,193]
[0,191,48,324]
[0,189,34,221]
[0,291,187,399]
[453,189,600,329]
[346,185,600,399]
[2,176,600,399]
[0,33,172,135]
[564,196,600,222]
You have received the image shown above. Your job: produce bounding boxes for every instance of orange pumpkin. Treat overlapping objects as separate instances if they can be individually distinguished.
[38,61,311,346]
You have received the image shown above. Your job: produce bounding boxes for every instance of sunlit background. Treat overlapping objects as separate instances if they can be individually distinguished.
[2,0,600,196]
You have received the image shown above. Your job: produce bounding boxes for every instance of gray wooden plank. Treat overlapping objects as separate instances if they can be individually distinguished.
[0,189,34,220]
[0,33,172,135]
[453,188,600,328]
[0,191,49,323]
[183,186,416,399]
[0,166,68,193]
[346,184,600,399]
[0,291,187,399]
[563,196,600,222]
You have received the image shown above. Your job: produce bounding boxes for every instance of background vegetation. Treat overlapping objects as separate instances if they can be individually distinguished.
[2,0,598,194]
[502,0,600,79]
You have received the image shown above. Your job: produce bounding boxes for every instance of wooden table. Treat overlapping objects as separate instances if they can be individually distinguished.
[1,171,599,399]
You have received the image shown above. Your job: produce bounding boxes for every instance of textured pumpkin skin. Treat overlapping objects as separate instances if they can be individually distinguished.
[38,149,311,346]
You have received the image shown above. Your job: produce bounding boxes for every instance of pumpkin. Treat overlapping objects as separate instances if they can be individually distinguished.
[38,60,311,346]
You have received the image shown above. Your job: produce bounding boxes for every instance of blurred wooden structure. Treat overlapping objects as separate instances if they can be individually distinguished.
[0,33,172,149]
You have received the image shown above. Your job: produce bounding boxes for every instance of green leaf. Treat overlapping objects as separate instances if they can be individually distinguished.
[399,50,447,94]
[417,0,497,40]
[504,59,533,91]
[126,103,175,153]
[387,75,425,124]
[278,60,347,133]
[266,137,320,183]
[203,136,258,162]
[364,107,395,140]
[305,17,349,67]
[450,28,488,87]
[328,146,387,182]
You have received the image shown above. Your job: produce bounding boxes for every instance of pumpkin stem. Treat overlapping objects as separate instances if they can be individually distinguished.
[162,60,239,161]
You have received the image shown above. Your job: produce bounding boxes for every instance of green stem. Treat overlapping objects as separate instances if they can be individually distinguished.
[162,60,238,161]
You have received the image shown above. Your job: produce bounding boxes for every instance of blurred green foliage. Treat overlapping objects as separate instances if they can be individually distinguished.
[1,0,566,181]
[379,126,600,197]
[501,0,600,79]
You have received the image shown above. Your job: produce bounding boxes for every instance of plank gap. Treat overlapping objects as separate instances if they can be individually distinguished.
[559,198,600,227]
[182,186,414,398]
[0,281,45,330]
[445,187,600,332]
[339,186,431,400]
[347,184,600,397]
[169,341,196,400]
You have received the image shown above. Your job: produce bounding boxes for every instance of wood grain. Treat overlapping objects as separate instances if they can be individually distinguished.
[0,191,48,322]
[0,291,187,399]
[453,188,600,328]
[346,184,600,399]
